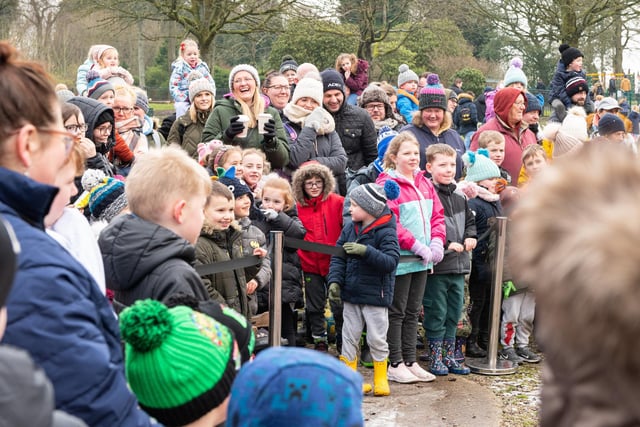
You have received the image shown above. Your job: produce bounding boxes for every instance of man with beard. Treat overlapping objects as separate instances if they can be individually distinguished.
[549,74,593,122]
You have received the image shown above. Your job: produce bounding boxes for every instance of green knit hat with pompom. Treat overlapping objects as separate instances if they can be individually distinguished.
[119,299,237,426]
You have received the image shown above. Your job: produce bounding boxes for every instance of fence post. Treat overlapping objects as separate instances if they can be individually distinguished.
[467,217,518,375]
[268,231,283,346]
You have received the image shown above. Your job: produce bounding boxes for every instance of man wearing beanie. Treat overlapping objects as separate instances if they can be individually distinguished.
[401,86,466,179]
[471,87,537,180]
[587,97,632,137]
[592,113,636,153]
[523,92,543,141]
[133,87,166,150]
[550,43,594,118]
[120,299,238,426]
[358,84,400,131]
[328,180,400,396]
[321,68,378,195]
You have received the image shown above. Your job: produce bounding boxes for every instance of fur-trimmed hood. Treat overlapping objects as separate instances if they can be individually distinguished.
[291,163,336,206]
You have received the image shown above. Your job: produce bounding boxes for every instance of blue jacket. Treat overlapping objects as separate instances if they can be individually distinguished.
[0,167,158,427]
[327,208,400,306]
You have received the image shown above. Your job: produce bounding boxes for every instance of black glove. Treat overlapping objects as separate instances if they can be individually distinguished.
[225,116,245,140]
[262,119,276,146]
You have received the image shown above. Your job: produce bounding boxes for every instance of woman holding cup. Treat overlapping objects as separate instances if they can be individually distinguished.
[202,64,290,169]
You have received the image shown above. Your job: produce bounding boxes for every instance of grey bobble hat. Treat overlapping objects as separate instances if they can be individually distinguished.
[350,181,399,218]
[189,71,216,100]
[397,64,419,88]
[229,64,260,92]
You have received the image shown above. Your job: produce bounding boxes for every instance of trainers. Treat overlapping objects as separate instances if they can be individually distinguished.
[314,340,328,353]
[405,362,436,382]
[387,362,420,384]
[516,346,541,363]
[499,347,523,364]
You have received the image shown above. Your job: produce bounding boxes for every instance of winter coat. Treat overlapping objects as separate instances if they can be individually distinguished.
[141,115,166,149]
[453,94,479,137]
[340,58,369,96]
[167,110,210,159]
[396,89,419,124]
[328,101,378,193]
[342,162,381,222]
[202,96,290,169]
[470,117,537,181]
[468,194,502,267]
[0,168,156,427]
[376,169,445,276]
[99,213,210,311]
[285,119,348,179]
[327,207,399,307]
[169,58,215,103]
[550,61,588,108]
[431,182,476,275]
[292,163,345,276]
[195,223,249,318]
[401,120,466,180]
[75,58,93,96]
[237,216,271,316]
[474,92,487,124]
[253,206,306,306]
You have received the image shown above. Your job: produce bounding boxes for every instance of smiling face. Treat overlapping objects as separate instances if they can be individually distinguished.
[421,107,445,132]
[100,48,119,67]
[264,75,290,110]
[234,193,252,219]
[508,95,526,127]
[295,96,320,112]
[232,71,257,104]
[241,153,264,189]
[261,187,286,212]
[303,176,324,198]
[222,151,243,176]
[323,89,344,113]
[64,111,87,143]
[205,195,235,230]
[182,45,200,68]
[193,91,213,112]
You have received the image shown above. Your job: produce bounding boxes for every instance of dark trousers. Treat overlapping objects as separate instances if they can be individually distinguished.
[469,260,492,342]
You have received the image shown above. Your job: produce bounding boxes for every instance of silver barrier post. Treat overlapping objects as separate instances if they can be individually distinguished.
[268,231,283,346]
[467,217,518,375]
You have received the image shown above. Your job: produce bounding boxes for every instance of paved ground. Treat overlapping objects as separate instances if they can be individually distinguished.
[359,363,502,427]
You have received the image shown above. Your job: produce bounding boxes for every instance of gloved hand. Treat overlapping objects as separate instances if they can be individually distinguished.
[343,242,367,256]
[225,116,245,140]
[410,241,432,266]
[262,118,276,146]
[429,239,444,264]
[261,208,278,221]
[503,280,517,298]
[328,282,341,304]
[305,107,328,132]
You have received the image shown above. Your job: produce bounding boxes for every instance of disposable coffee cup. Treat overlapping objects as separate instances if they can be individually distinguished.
[258,113,272,134]
[237,115,249,138]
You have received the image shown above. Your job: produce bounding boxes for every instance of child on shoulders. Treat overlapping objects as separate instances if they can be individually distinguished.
[170,38,216,118]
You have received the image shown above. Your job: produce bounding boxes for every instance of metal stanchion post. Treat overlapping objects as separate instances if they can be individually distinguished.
[268,231,283,346]
[467,217,518,375]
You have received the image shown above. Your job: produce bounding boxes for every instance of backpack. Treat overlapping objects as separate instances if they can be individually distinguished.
[459,105,473,125]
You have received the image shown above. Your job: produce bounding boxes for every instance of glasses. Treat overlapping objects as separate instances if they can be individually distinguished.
[365,104,385,111]
[266,85,290,92]
[37,127,75,156]
[95,124,113,135]
[513,102,526,108]
[113,107,134,114]
[304,180,323,188]
[65,124,88,134]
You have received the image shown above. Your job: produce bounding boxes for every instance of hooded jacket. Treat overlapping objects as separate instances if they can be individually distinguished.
[327,207,399,307]
[169,58,215,103]
[99,213,210,311]
[0,168,156,427]
[453,94,479,137]
[167,109,211,159]
[201,95,290,169]
[292,164,345,276]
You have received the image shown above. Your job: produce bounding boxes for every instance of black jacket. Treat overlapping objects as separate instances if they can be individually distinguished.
[99,214,209,312]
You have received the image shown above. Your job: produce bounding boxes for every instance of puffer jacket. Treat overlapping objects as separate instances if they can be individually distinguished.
[550,60,588,108]
[195,222,249,318]
[432,182,476,275]
[169,58,215,103]
[201,96,290,169]
[99,213,210,312]
[167,109,211,159]
[453,94,479,137]
[376,168,445,276]
[328,207,399,306]
[292,163,344,276]
[237,216,271,316]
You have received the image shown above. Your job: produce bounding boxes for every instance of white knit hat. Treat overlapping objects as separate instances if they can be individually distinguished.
[290,77,323,106]
[546,106,587,158]
[228,64,261,91]
[188,71,216,99]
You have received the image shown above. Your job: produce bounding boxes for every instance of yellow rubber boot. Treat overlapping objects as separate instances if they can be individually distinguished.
[339,355,372,394]
[373,360,390,396]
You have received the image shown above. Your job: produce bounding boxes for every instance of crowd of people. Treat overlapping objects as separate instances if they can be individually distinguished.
[2,35,640,427]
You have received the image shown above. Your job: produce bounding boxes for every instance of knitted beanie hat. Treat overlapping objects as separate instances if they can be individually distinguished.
[217,167,253,202]
[463,149,501,182]
[279,55,298,74]
[229,64,261,92]
[227,347,364,427]
[290,77,323,106]
[524,92,542,113]
[565,73,588,98]
[86,70,115,100]
[321,69,345,94]
[188,70,216,100]
[88,177,128,223]
[503,57,528,89]
[358,84,394,119]
[544,106,587,158]
[559,43,584,68]
[91,44,115,63]
[135,90,150,114]
[598,113,626,136]
[350,180,400,218]
[426,73,441,87]
[418,87,447,110]
[397,64,419,88]
[120,299,237,426]
[374,126,398,172]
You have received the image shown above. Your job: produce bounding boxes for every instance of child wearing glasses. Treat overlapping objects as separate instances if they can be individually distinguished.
[292,163,345,352]
[170,38,215,118]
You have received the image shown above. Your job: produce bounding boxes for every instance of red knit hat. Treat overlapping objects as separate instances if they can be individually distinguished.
[493,87,527,124]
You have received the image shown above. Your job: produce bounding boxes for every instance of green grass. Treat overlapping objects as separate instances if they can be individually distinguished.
[149,102,174,112]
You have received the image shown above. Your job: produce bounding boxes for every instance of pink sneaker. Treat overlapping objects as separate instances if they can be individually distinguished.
[387,362,420,384]
[405,362,436,382]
